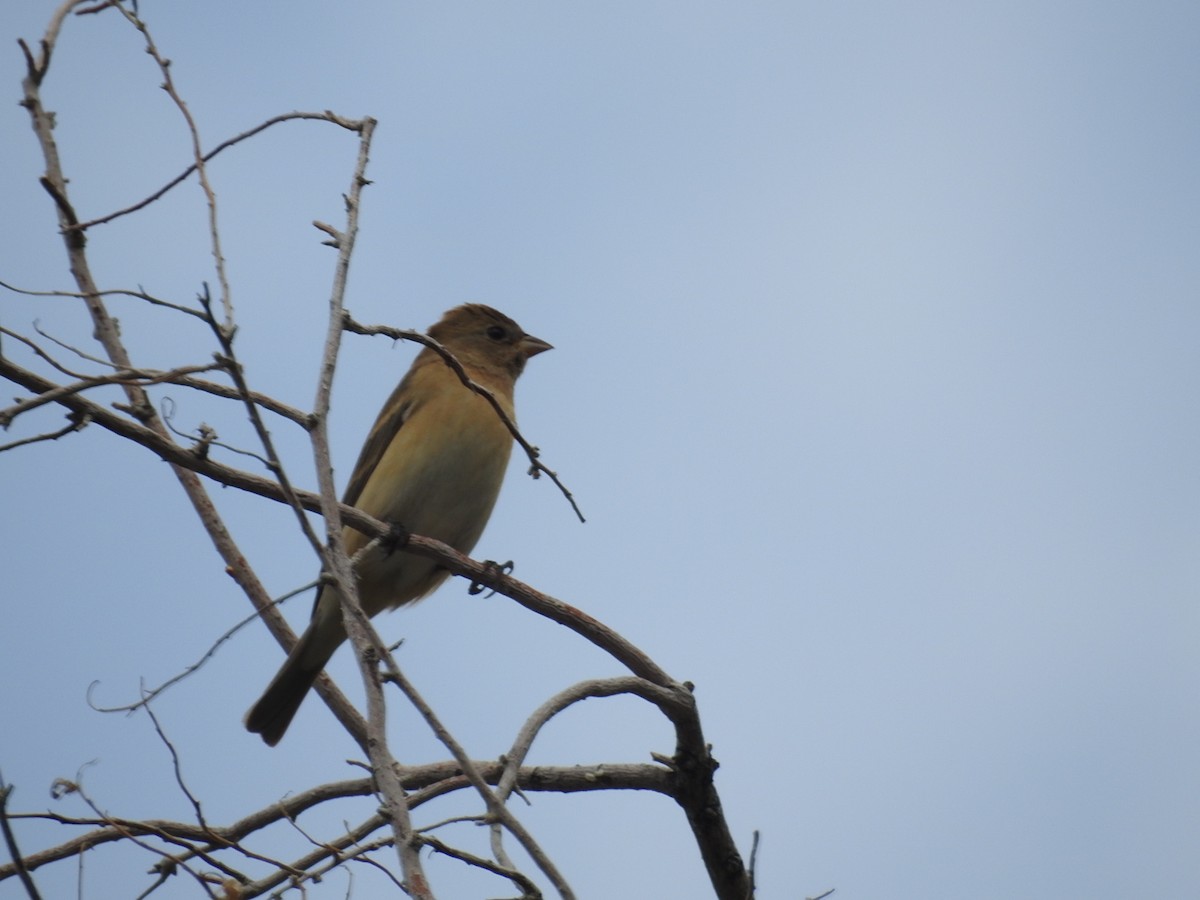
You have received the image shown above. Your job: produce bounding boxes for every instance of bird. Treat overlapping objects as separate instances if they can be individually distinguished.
[244,304,551,745]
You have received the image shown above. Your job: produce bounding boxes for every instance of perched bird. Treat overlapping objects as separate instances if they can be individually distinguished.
[245,304,551,745]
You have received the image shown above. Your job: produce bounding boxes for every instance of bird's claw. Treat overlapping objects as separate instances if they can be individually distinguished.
[468,559,514,597]
[382,522,410,556]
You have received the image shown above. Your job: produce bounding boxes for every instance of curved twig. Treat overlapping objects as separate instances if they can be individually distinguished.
[70,111,370,233]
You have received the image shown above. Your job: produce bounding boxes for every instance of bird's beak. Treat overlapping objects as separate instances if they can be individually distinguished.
[519,334,553,358]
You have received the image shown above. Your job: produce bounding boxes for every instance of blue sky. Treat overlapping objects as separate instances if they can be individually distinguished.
[3,2,1199,898]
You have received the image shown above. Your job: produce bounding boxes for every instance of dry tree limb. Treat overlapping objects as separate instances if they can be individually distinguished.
[15,0,372,753]
[7,2,754,896]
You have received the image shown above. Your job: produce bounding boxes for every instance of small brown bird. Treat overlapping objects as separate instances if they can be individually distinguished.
[245,304,551,745]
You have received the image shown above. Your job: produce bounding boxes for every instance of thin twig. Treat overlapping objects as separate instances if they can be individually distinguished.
[0,348,226,429]
[418,833,542,899]
[381,660,576,898]
[747,830,760,900]
[161,374,312,426]
[501,677,683,790]
[33,320,122,370]
[489,677,681,867]
[195,283,325,557]
[0,279,206,319]
[1,323,103,381]
[87,582,316,714]
[69,111,369,233]
[139,699,208,832]
[159,397,266,466]
[0,413,89,452]
[70,780,219,900]
[110,2,235,327]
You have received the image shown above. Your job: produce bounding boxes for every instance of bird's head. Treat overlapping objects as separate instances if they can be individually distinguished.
[428,304,552,380]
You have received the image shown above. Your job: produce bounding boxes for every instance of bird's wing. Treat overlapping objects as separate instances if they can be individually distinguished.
[341,368,419,508]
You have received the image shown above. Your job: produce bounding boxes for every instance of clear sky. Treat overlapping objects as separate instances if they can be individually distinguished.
[3,2,1199,898]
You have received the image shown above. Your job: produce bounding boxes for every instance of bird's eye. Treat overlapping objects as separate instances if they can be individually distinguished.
[486,325,507,341]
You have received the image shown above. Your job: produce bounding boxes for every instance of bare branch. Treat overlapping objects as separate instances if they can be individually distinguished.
[15,0,371,753]
[161,374,312,426]
[69,112,370,233]
[140,700,208,833]
[0,776,44,900]
[0,763,672,885]
[0,345,227,430]
[300,110,439,897]
[109,2,235,327]
[31,320,128,371]
[0,326,307,431]
[0,411,89,452]
[380,658,575,898]
[194,284,325,558]
[88,581,317,714]
[0,323,102,381]
[496,677,680,803]
[8,2,755,895]
[0,280,206,319]
[71,779,220,900]
[748,830,761,898]
[418,833,542,899]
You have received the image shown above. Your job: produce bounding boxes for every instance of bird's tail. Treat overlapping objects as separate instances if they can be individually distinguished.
[244,612,343,746]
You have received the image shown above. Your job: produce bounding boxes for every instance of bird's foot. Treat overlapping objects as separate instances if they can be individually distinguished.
[469,559,514,597]
[382,522,410,556]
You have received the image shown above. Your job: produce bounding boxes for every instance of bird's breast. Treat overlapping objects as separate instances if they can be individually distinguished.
[366,391,513,543]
